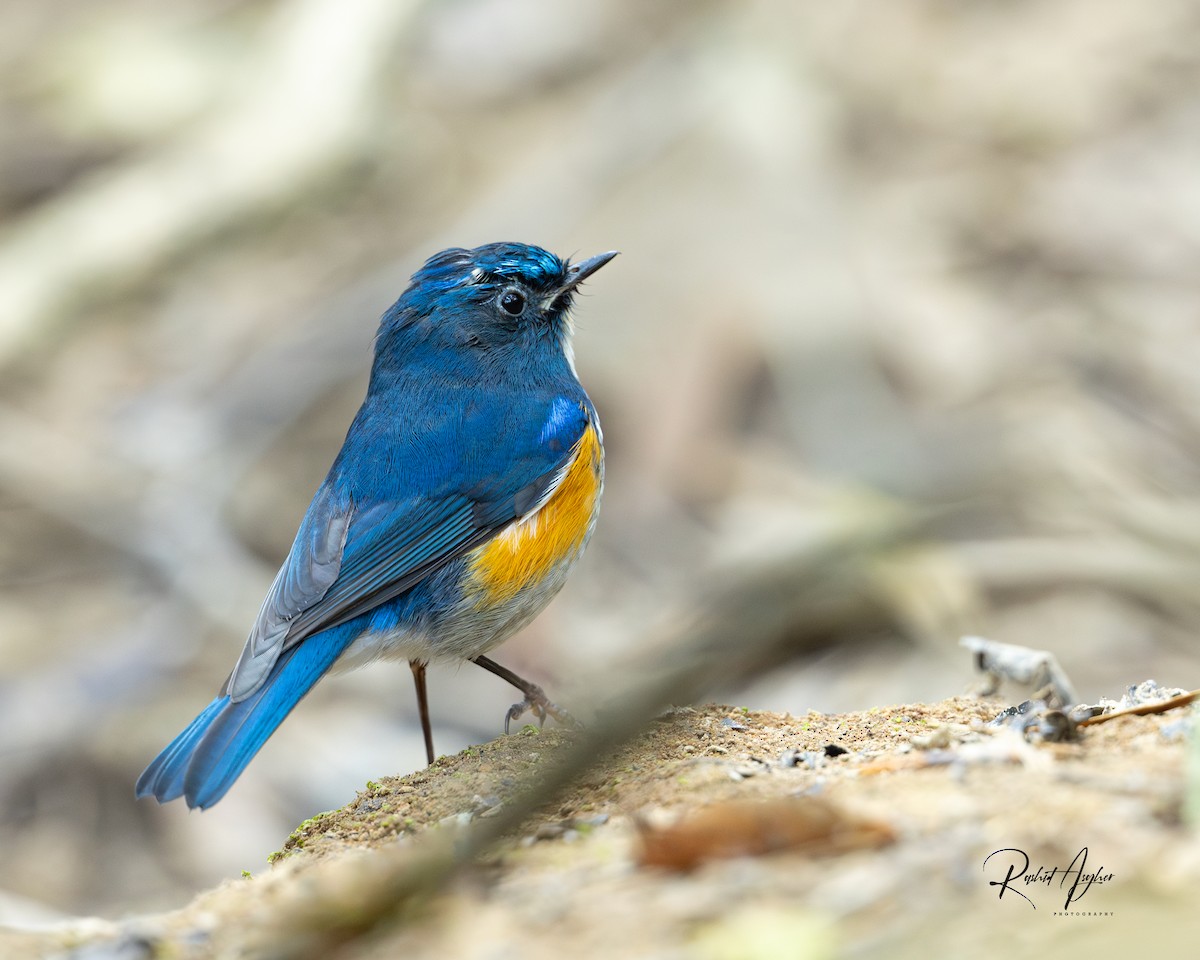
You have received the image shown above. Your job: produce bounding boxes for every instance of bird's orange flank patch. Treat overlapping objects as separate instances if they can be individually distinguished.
[469,424,602,605]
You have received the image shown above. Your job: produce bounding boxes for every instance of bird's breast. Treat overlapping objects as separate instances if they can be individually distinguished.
[466,422,603,606]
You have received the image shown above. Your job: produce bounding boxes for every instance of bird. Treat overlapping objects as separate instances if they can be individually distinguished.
[136,242,617,809]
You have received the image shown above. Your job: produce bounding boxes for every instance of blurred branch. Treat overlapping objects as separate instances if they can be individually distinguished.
[954,536,1200,605]
[0,0,420,362]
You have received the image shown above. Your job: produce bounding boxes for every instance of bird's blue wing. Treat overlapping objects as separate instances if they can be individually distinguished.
[281,396,593,645]
[223,391,592,701]
[224,485,352,699]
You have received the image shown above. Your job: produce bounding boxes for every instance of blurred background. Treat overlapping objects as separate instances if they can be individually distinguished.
[1,0,1198,922]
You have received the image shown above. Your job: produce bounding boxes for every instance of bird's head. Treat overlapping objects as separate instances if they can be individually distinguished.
[376,243,618,361]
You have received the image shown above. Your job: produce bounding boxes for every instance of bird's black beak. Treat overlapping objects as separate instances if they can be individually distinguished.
[562,250,619,292]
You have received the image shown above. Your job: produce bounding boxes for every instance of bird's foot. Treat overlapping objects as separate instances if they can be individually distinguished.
[504,686,581,734]
[470,654,583,734]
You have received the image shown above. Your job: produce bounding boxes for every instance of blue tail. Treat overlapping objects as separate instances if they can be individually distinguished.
[135,628,354,809]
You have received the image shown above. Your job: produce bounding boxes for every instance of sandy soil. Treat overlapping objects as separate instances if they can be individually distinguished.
[4,692,1195,959]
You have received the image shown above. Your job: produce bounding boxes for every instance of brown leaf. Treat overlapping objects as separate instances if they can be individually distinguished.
[635,796,894,872]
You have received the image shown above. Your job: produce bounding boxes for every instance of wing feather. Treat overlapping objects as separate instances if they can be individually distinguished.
[224,393,592,701]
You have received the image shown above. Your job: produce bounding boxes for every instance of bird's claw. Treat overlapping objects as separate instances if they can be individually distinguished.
[503,685,581,734]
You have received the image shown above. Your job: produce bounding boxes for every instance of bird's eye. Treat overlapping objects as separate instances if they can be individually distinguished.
[499,288,526,316]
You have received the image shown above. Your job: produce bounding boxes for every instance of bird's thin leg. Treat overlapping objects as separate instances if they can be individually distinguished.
[409,660,436,765]
[469,654,581,733]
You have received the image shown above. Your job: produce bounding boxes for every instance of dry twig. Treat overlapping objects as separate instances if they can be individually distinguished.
[1077,689,1199,727]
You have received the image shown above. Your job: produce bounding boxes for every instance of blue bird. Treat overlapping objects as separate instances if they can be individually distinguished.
[136,243,617,809]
